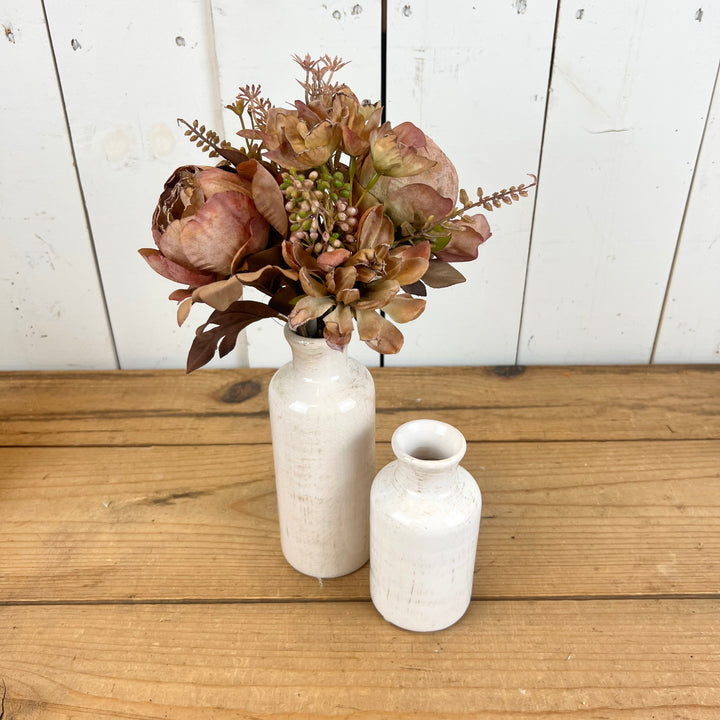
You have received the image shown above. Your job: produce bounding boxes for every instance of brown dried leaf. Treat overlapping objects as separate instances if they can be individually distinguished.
[421,260,467,288]
[187,301,283,373]
[191,276,244,311]
[177,297,193,327]
[235,159,288,235]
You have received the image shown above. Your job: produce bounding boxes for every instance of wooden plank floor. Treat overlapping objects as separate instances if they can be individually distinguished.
[0,366,719,718]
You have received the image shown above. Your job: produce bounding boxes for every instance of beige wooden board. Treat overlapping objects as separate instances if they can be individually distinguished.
[1,441,717,603]
[0,366,718,447]
[1,600,718,719]
[0,0,117,371]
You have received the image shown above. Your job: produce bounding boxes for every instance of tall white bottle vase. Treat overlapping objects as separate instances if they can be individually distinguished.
[268,325,376,579]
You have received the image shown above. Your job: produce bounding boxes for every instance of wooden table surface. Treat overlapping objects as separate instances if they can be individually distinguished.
[1,365,719,719]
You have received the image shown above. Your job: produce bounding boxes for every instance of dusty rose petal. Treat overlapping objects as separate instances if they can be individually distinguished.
[288,296,335,331]
[356,205,393,251]
[299,267,329,297]
[155,217,195,268]
[385,183,454,228]
[191,276,244,311]
[177,297,193,327]
[383,294,426,323]
[197,166,251,198]
[181,192,269,274]
[355,308,383,342]
[322,304,354,349]
[390,240,431,262]
[168,288,193,302]
[317,249,352,271]
[435,214,492,263]
[336,287,361,304]
[139,248,216,287]
[392,121,427,149]
[362,315,404,354]
[327,266,358,294]
[353,279,400,311]
[234,160,288,236]
[385,256,430,286]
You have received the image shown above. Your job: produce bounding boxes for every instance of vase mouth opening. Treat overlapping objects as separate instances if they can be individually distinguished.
[391,419,466,466]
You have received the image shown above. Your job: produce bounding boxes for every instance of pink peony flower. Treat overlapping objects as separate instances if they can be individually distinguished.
[140,165,270,288]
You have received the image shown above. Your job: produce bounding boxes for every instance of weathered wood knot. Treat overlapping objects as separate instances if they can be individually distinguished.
[221,380,262,403]
[492,366,526,378]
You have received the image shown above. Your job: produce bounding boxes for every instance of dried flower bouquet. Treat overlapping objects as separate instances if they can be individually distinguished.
[140,55,535,371]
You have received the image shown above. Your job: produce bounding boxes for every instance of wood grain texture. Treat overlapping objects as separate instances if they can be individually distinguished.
[0,366,718,446]
[1,440,717,603]
[1,600,718,719]
[1,368,718,717]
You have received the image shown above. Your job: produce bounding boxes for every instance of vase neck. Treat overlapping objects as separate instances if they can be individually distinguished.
[285,325,348,378]
[391,419,467,495]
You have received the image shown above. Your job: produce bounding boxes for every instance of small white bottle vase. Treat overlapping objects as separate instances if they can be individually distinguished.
[370,419,482,631]
[268,325,375,578]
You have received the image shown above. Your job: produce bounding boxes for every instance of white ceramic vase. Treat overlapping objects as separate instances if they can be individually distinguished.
[268,325,375,578]
[370,419,482,632]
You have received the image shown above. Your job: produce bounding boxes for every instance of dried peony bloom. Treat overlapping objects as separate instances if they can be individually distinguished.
[140,165,270,286]
[248,106,342,171]
[362,135,459,209]
[368,122,437,178]
[435,214,492,263]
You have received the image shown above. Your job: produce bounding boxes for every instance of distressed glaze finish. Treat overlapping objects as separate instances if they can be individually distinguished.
[370,420,482,632]
[268,325,375,578]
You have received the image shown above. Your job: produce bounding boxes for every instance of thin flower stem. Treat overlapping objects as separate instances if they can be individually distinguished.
[355,172,380,207]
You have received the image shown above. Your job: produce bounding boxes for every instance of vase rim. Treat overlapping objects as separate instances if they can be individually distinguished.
[284,323,345,350]
[391,419,467,470]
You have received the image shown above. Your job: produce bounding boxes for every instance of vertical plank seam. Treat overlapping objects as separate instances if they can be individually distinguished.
[650,57,720,364]
[205,0,225,137]
[206,0,250,367]
[513,1,562,366]
[39,0,120,370]
[379,0,388,368]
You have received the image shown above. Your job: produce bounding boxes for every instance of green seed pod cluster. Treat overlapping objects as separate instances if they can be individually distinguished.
[280,167,359,255]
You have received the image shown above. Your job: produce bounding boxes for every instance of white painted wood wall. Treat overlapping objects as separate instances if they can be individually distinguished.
[2,0,718,370]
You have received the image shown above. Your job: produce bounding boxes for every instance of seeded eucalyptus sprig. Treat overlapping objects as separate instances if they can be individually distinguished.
[177,118,247,165]
[455,174,538,218]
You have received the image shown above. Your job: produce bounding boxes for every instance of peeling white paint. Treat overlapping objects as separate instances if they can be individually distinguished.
[148,122,175,157]
[101,125,135,163]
